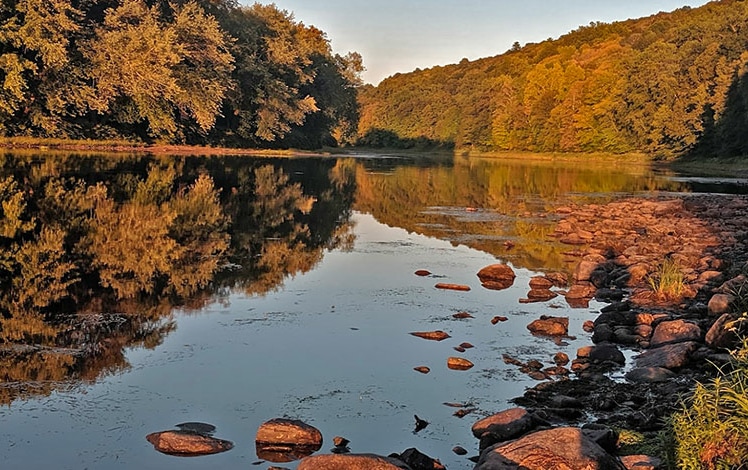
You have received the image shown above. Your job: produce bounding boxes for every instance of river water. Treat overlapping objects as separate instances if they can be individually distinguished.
[0,151,744,469]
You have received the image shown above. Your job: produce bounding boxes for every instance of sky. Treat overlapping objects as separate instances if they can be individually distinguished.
[245,1,712,85]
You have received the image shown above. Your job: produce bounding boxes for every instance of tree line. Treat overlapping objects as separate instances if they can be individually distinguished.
[357,0,748,158]
[0,0,363,148]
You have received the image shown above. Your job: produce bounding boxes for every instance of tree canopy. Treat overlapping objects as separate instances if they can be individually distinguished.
[357,0,748,158]
[0,0,362,148]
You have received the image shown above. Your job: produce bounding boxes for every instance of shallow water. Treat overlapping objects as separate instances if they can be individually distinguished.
[0,152,744,469]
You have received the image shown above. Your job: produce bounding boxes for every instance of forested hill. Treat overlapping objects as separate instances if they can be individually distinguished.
[0,0,363,148]
[357,0,748,158]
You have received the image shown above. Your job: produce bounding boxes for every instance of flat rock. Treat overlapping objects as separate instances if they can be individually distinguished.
[409,330,451,341]
[447,357,474,370]
[146,430,234,456]
[650,319,701,346]
[625,367,676,383]
[298,453,409,469]
[435,283,471,291]
[635,341,699,370]
[475,427,626,470]
[527,315,568,336]
[471,407,534,441]
[620,454,663,470]
[255,418,323,449]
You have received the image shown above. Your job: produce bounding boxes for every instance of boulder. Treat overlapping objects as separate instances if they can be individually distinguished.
[146,430,234,456]
[478,264,516,289]
[705,313,740,350]
[708,293,734,316]
[255,418,323,450]
[588,343,625,365]
[625,367,676,383]
[649,319,701,346]
[297,453,410,469]
[471,407,535,443]
[475,427,626,470]
[527,316,568,336]
[635,341,699,370]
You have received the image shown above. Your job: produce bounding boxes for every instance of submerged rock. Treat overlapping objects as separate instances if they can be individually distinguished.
[297,453,409,469]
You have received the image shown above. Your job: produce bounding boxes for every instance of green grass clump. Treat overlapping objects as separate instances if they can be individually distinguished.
[669,337,748,469]
[647,258,686,301]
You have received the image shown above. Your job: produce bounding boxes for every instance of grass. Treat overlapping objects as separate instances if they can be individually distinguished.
[667,335,748,469]
[647,258,686,301]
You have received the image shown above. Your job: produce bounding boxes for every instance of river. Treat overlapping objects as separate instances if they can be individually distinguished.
[0,151,744,469]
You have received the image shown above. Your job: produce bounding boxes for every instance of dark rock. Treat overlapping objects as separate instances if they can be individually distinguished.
[447,357,474,370]
[635,341,699,370]
[625,367,676,383]
[588,344,625,365]
[146,430,234,456]
[474,427,626,470]
[297,454,410,469]
[581,423,619,454]
[174,422,216,435]
[548,395,583,409]
[589,268,609,288]
[399,448,445,470]
[414,270,432,276]
[413,366,430,374]
[592,323,614,343]
[452,446,468,456]
[705,313,740,350]
[527,315,569,336]
[409,330,450,341]
[460,342,474,349]
[650,319,701,346]
[414,415,429,433]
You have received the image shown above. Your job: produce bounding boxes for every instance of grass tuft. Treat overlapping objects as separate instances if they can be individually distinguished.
[647,258,686,301]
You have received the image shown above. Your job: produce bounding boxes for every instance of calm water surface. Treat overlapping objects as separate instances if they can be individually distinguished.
[0,152,742,469]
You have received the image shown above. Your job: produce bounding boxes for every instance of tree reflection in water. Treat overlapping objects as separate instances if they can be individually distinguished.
[0,153,357,405]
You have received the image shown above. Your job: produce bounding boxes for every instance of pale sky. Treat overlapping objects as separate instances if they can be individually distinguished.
[246,1,712,85]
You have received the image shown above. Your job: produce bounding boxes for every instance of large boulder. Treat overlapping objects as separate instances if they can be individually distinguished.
[635,341,699,370]
[471,407,535,444]
[477,264,516,290]
[146,430,234,456]
[298,453,410,469]
[255,418,323,450]
[705,313,741,350]
[649,319,701,346]
[474,427,626,470]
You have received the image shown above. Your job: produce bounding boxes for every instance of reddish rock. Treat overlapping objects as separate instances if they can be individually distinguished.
[527,315,569,336]
[708,293,734,315]
[146,430,234,456]
[526,288,558,301]
[452,311,474,319]
[529,276,554,289]
[545,272,569,287]
[460,342,474,349]
[447,357,474,370]
[477,263,516,283]
[255,418,323,450]
[471,407,535,443]
[413,366,431,374]
[565,283,596,299]
[635,341,699,370]
[452,446,468,455]
[705,313,740,349]
[650,319,701,346]
[435,283,471,291]
[583,320,595,332]
[620,454,662,470]
[474,427,626,470]
[298,454,409,469]
[575,260,600,282]
[409,330,450,341]
[414,270,432,276]
[491,316,508,324]
[553,352,570,366]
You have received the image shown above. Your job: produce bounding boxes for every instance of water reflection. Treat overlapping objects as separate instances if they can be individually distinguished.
[0,153,357,404]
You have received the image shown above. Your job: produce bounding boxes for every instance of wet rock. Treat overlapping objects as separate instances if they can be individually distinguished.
[399,447,446,470]
[435,283,471,291]
[565,283,596,300]
[491,316,508,324]
[548,395,583,409]
[452,446,468,455]
[581,423,619,454]
[477,264,516,287]
[332,436,350,449]
[588,343,625,365]
[409,330,450,341]
[582,320,595,333]
[447,357,474,370]
[620,454,662,470]
[297,454,409,469]
[553,352,570,366]
[471,407,535,444]
[650,319,701,346]
[146,430,234,456]
[635,341,699,370]
[255,418,323,451]
[592,323,614,343]
[413,366,430,374]
[174,422,216,435]
[526,288,558,301]
[529,276,554,289]
[502,354,524,367]
[625,367,676,383]
[414,270,432,276]
[575,260,600,282]
[708,293,734,316]
[475,427,626,470]
[705,313,740,350]
[452,311,473,319]
[545,272,569,288]
[414,415,429,432]
[454,346,466,352]
[527,315,569,336]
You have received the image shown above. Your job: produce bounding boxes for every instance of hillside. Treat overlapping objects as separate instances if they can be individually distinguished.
[357,0,748,158]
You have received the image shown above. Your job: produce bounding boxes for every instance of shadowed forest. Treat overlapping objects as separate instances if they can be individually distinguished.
[0,0,362,148]
[358,0,748,159]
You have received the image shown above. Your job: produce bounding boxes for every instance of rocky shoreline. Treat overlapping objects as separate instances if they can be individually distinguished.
[145,193,748,469]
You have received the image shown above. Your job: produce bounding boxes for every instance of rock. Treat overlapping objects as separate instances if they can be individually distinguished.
[620,454,663,470]
[491,316,508,324]
[435,283,471,291]
[575,260,600,282]
[581,423,619,453]
[174,422,216,435]
[413,366,430,374]
[332,436,350,448]
[649,319,701,346]
[705,313,740,350]
[474,427,626,470]
[452,446,468,455]
[460,342,474,349]
[477,264,516,286]
[545,272,569,287]
[471,407,535,443]
[708,293,734,315]
[526,288,558,301]
[635,341,699,370]
[565,283,596,300]
[588,343,625,365]
[529,276,554,289]
[414,415,429,432]
[553,352,570,366]
[399,447,446,470]
[297,454,410,469]
[414,270,432,276]
[255,418,323,450]
[527,316,569,336]
[582,320,595,333]
[625,367,676,383]
[548,395,583,409]
[146,430,234,456]
[452,311,474,319]
[409,330,450,341]
[447,357,474,370]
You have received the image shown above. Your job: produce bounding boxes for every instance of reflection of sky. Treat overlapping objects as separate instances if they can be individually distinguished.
[257,0,709,84]
[0,212,602,469]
